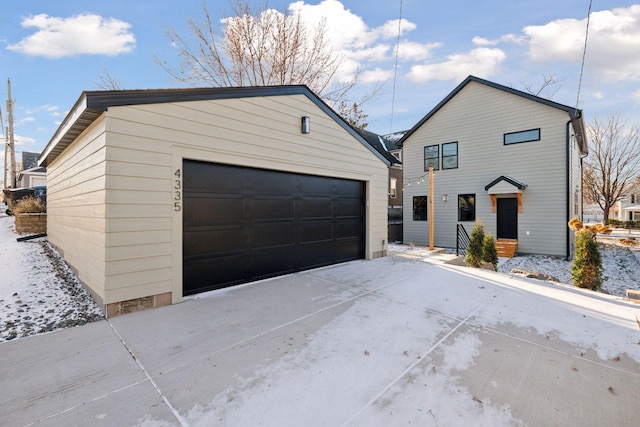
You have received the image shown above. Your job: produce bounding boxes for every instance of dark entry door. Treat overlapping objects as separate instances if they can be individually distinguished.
[497,198,518,239]
[182,160,365,296]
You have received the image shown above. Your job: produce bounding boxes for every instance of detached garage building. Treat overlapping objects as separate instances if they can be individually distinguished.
[38,86,390,317]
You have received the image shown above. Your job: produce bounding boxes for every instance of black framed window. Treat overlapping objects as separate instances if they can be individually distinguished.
[413,196,427,221]
[442,142,458,169]
[504,128,540,145]
[424,145,439,171]
[458,194,475,221]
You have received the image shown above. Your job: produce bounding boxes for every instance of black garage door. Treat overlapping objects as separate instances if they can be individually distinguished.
[183,160,365,295]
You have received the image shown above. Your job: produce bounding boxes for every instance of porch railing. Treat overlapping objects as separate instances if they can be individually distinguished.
[456,224,470,257]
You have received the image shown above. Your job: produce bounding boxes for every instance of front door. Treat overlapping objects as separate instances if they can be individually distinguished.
[497,197,518,239]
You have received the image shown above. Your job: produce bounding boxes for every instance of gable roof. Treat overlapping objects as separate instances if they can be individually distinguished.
[39,85,391,167]
[398,75,588,156]
[351,127,400,165]
[484,175,527,191]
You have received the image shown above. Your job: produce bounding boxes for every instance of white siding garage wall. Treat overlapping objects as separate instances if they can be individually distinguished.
[46,116,108,303]
[40,87,389,316]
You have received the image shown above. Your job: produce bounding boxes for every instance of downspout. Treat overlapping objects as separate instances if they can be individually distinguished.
[566,111,589,260]
[566,120,571,260]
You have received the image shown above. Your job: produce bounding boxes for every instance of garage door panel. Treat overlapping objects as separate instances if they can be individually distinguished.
[184,228,245,256]
[183,160,364,296]
[250,198,295,221]
[184,197,244,226]
[335,199,362,218]
[250,223,295,249]
[247,173,295,195]
[298,222,333,243]
[184,256,248,293]
[297,199,333,219]
[336,221,363,239]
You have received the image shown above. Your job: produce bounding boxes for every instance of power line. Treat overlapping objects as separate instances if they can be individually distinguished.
[575,0,593,110]
[389,0,403,133]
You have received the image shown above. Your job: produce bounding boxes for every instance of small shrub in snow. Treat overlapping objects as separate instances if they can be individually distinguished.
[571,228,603,291]
[482,233,498,271]
[465,221,485,268]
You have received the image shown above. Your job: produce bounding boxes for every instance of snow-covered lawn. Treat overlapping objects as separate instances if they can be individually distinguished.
[0,209,103,342]
[499,237,640,297]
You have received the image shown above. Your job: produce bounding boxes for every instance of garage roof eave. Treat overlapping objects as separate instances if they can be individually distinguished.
[38,85,390,168]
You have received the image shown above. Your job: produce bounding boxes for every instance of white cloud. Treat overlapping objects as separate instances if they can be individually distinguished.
[407,47,506,83]
[13,134,37,146]
[360,68,394,83]
[397,41,440,61]
[15,117,35,127]
[288,0,428,80]
[372,19,416,39]
[523,5,640,82]
[7,13,135,58]
[25,104,61,117]
[472,36,497,46]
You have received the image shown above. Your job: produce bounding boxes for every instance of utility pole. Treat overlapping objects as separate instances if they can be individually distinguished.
[6,78,16,188]
[1,106,6,189]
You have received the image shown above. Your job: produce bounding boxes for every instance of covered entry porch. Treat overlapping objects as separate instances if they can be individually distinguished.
[485,176,527,257]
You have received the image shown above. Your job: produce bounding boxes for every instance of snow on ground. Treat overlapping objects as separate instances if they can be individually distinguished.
[0,206,103,342]
[498,233,640,297]
[177,252,640,426]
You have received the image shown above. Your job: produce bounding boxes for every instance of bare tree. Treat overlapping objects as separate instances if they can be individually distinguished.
[155,1,374,128]
[521,72,561,99]
[583,115,640,224]
[95,68,123,90]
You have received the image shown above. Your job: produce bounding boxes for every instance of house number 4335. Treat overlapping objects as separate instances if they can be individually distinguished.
[174,169,182,211]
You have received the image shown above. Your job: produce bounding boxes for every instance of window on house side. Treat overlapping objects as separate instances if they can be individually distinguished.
[424,145,439,171]
[458,194,475,221]
[390,178,397,198]
[442,142,458,169]
[632,194,636,203]
[413,196,427,221]
[504,128,540,145]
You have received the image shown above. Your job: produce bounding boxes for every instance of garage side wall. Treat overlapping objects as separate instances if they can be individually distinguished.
[46,116,108,305]
[103,94,388,306]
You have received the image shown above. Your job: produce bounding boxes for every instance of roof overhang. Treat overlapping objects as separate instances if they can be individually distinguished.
[622,205,640,211]
[38,85,391,168]
[484,176,527,194]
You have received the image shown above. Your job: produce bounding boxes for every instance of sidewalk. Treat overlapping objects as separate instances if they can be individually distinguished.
[1,250,639,426]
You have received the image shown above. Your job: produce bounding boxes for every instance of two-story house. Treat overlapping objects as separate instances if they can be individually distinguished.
[400,76,588,258]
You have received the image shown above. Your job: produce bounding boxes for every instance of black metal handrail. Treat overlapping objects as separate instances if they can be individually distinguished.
[456,224,470,257]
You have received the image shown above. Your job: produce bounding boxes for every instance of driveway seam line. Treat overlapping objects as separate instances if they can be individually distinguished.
[339,292,499,426]
[106,320,189,427]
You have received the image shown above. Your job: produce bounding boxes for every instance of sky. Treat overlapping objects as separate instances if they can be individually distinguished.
[1,0,640,181]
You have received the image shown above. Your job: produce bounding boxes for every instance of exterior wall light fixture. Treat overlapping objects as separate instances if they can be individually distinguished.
[301,116,311,134]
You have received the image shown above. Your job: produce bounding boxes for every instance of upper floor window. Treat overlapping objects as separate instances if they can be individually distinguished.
[442,142,458,169]
[390,177,397,198]
[631,194,636,204]
[504,128,540,145]
[424,145,439,171]
[413,196,427,221]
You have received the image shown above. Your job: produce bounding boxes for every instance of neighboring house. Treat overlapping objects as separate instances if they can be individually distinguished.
[17,166,46,188]
[352,128,405,242]
[38,85,390,316]
[401,75,588,258]
[583,203,605,223]
[614,190,640,222]
[21,152,40,170]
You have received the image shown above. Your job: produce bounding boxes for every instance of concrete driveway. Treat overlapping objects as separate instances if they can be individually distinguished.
[2,249,639,426]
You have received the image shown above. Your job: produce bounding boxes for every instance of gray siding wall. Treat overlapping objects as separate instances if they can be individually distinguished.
[403,81,575,257]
